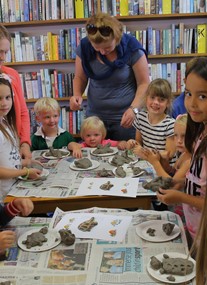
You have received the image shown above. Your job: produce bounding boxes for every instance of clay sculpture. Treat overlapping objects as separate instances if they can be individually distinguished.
[22,227,48,249]
[59,229,75,246]
[142,176,173,192]
[129,165,146,176]
[97,168,114,177]
[100,181,114,190]
[146,228,156,236]
[111,151,134,167]
[115,166,126,177]
[45,147,67,158]
[92,143,114,154]
[78,217,98,232]
[74,158,92,169]
[162,223,175,236]
[150,254,194,277]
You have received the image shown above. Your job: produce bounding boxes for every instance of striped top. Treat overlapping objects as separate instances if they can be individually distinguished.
[133,110,176,164]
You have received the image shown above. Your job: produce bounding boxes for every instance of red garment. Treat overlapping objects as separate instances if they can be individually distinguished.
[2,66,31,145]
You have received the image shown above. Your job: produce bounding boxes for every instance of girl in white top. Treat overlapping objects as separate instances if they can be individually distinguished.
[0,73,41,203]
[127,78,176,164]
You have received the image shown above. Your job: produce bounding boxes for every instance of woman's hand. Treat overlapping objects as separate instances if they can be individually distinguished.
[120,108,135,128]
[0,231,16,250]
[70,96,83,111]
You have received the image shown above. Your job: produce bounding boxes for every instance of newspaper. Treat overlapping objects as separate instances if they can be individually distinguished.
[0,208,195,285]
[8,149,156,198]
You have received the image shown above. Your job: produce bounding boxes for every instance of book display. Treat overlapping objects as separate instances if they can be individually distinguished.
[2,0,207,135]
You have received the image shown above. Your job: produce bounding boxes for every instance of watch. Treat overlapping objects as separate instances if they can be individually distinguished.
[129,106,139,115]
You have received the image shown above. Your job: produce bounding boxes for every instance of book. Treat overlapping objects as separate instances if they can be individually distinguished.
[44,69,52,97]
[31,72,39,99]
[162,0,171,14]
[120,0,128,15]
[25,72,34,99]
[74,0,84,18]
[53,70,59,98]
[144,0,151,14]
[40,68,46,97]
[197,23,207,53]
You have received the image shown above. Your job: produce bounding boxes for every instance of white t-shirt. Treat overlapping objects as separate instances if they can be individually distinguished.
[0,126,21,203]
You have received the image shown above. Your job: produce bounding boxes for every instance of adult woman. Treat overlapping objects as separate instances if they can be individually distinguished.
[0,24,31,162]
[70,13,150,140]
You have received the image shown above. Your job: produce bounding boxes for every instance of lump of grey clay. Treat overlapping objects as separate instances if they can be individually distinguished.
[59,229,75,246]
[22,227,48,249]
[74,158,92,169]
[111,151,134,166]
[115,166,126,177]
[142,176,173,192]
[150,256,162,270]
[100,181,114,190]
[78,217,98,232]
[146,227,156,236]
[162,223,175,236]
[167,275,176,282]
[93,143,114,154]
[97,168,114,177]
[45,147,67,158]
[162,255,194,276]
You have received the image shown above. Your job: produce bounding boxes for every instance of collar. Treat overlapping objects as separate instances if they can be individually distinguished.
[35,126,65,138]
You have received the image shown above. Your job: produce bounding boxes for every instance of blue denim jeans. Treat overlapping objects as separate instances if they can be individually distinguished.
[103,120,135,141]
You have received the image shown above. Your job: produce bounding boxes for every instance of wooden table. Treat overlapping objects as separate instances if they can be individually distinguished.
[4,194,152,214]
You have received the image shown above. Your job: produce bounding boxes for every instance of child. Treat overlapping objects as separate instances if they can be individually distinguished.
[190,187,207,284]
[142,114,191,180]
[31,98,78,152]
[127,78,176,164]
[0,73,41,203]
[0,198,34,252]
[71,116,127,158]
[157,57,207,243]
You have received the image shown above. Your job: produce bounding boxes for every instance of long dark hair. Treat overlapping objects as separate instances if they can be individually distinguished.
[184,57,207,159]
[0,75,17,144]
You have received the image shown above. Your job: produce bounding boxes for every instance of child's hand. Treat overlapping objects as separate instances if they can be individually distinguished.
[117,141,127,150]
[142,148,160,164]
[0,231,16,250]
[28,168,42,180]
[72,149,83,158]
[126,139,137,149]
[133,144,144,157]
[156,188,183,205]
[13,198,34,216]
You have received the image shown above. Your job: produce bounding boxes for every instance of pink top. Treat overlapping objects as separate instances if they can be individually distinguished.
[2,66,31,145]
[81,139,118,148]
[183,136,206,240]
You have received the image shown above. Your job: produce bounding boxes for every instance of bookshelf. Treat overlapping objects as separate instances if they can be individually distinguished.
[2,2,207,134]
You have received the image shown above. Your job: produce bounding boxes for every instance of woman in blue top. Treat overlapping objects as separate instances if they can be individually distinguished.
[70,12,150,141]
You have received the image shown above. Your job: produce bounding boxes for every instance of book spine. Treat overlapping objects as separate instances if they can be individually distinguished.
[197,24,207,53]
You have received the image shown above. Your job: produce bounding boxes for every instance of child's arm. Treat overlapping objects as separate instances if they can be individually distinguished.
[68,142,82,158]
[117,141,127,150]
[0,167,41,180]
[164,136,176,159]
[126,130,142,149]
[0,231,16,251]
[157,188,204,211]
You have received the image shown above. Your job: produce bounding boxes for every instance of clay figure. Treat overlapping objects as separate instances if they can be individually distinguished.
[111,151,134,167]
[142,176,173,192]
[150,256,162,270]
[146,227,156,236]
[100,181,114,190]
[93,143,114,154]
[115,166,126,178]
[45,147,68,158]
[22,227,48,249]
[97,168,114,177]
[59,229,75,246]
[74,158,92,169]
[78,217,98,232]
[162,223,175,236]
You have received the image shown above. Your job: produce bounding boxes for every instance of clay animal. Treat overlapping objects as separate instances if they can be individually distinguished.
[45,147,67,158]
[22,227,48,249]
[100,181,114,190]
[97,168,114,177]
[162,223,175,236]
[142,176,173,192]
[59,229,75,246]
[115,166,126,177]
[78,217,98,232]
[74,158,92,169]
[92,143,114,154]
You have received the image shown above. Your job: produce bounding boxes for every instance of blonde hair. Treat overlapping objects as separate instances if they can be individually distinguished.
[145,78,173,113]
[175,113,188,126]
[34,97,60,116]
[86,12,123,44]
[0,24,11,42]
[80,116,107,139]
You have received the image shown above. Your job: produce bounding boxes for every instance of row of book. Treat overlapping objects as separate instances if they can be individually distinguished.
[7,28,86,63]
[20,70,75,99]
[128,23,207,55]
[29,105,86,136]
[0,0,98,23]
[103,0,207,16]
[148,62,186,93]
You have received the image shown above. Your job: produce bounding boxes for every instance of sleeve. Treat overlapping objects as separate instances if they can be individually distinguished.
[165,118,175,137]
[0,201,19,227]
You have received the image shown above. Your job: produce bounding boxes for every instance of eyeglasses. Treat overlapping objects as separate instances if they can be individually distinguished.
[86,24,112,36]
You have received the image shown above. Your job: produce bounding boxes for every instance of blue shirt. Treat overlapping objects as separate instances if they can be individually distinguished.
[172,92,186,119]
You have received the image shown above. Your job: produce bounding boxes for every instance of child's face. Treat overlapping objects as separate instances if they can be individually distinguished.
[185,73,207,123]
[174,123,186,153]
[37,110,59,131]
[146,94,169,116]
[0,84,12,117]
[83,128,103,147]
